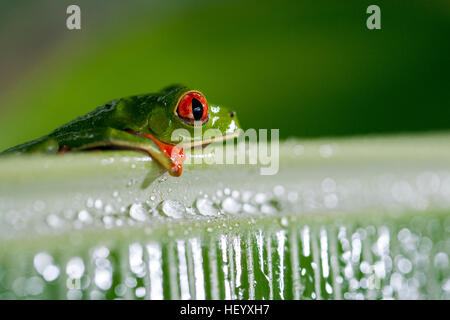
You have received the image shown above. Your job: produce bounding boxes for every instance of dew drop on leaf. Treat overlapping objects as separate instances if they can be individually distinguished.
[159,200,186,219]
[196,198,219,216]
[221,197,242,214]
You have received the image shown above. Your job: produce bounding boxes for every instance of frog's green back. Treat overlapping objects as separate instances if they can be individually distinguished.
[0,95,148,154]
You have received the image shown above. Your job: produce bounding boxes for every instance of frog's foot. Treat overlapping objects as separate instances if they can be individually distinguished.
[124,129,185,177]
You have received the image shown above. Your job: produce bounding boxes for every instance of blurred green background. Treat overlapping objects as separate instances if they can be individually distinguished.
[0,0,449,150]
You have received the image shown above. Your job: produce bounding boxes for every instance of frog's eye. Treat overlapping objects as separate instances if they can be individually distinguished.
[176,92,209,125]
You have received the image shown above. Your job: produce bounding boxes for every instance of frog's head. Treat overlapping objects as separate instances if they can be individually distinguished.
[147,84,241,147]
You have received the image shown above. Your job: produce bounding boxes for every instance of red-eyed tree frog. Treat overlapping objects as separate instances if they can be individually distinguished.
[1,85,241,177]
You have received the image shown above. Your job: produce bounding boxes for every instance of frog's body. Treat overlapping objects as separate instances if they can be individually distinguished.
[1,85,241,176]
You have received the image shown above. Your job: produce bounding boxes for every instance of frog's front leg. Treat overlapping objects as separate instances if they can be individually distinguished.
[56,127,185,177]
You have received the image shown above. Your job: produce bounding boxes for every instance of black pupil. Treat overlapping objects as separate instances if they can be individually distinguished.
[192,97,203,121]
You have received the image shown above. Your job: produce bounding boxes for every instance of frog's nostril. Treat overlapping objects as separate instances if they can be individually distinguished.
[230,111,235,118]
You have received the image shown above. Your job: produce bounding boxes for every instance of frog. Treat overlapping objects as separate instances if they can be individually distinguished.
[0,85,241,177]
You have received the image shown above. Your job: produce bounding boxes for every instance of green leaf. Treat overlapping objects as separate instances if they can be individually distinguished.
[0,134,449,299]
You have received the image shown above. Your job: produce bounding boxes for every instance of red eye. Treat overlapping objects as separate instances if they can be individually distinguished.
[176,92,208,124]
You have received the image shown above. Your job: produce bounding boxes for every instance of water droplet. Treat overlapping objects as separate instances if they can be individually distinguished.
[34,252,53,275]
[434,252,449,269]
[94,199,103,210]
[25,277,44,296]
[159,200,186,219]
[78,210,93,224]
[241,190,253,202]
[95,268,112,291]
[221,197,242,214]
[104,204,114,215]
[254,193,267,204]
[360,261,371,274]
[397,257,412,274]
[280,217,289,227]
[93,246,110,259]
[397,228,411,243]
[135,287,146,298]
[12,277,27,296]
[103,216,114,228]
[287,191,298,203]
[196,198,219,216]
[273,185,285,197]
[46,214,64,229]
[114,284,127,297]
[43,265,60,282]
[231,190,240,199]
[261,203,277,214]
[86,198,94,208]
[129,203,147,222]
[442,279,450,292]
[66,257,85,279]
[243,203,257,214]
